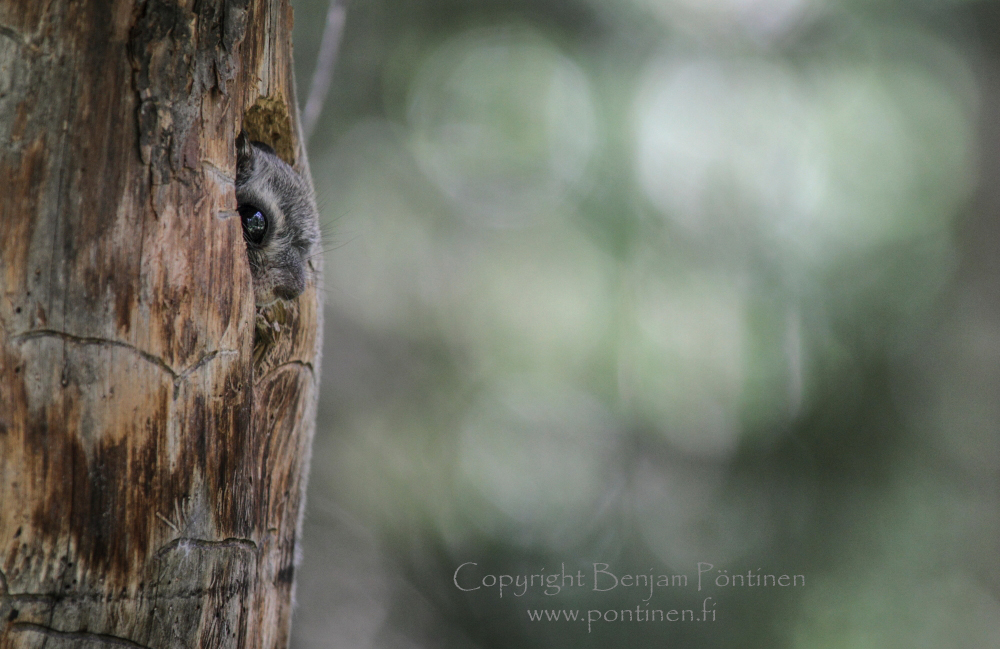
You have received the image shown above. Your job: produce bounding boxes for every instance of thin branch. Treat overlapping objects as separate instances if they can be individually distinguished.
[302,0,347,142]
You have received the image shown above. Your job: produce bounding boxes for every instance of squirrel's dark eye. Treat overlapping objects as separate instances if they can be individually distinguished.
[239,204,268,245]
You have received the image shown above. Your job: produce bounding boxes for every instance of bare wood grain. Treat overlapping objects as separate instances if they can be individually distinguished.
[0,0,321,646]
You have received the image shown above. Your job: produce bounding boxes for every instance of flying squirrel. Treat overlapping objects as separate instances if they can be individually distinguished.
[235,130,320,307]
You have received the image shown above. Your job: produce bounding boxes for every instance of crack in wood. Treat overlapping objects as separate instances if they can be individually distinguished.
[154,511,180,533]
[10,329,238,398]
[0,24,24,44]
[0,569,64,608]
[153,537,258,560]
[201,160,235,186]
[3,588,252,605]
[253,359,315,387]
[8,623,153,649]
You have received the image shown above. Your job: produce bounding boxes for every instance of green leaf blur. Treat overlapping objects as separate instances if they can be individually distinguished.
[291,1,999,648]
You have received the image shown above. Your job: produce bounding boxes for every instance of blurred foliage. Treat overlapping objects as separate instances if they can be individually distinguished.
[290,1,1000,647]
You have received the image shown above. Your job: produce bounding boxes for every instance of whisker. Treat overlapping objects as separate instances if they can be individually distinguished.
[306,235,360,261]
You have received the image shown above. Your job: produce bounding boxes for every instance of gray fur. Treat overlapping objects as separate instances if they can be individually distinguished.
[235,131,320,306]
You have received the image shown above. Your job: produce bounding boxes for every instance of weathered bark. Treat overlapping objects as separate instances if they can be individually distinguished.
[0,1,321,647]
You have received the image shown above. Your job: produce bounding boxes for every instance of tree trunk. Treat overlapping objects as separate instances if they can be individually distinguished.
[0,1,322,647]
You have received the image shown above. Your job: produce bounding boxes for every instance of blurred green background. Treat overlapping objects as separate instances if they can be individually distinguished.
[288,1,1000,647]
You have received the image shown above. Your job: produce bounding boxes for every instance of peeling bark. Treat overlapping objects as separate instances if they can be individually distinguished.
[0,0,321,647]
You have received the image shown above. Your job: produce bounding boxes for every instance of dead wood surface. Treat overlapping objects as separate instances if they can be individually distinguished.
[0,0,322,646]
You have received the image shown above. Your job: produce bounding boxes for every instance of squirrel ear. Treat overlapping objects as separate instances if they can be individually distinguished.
[236,130,253,180]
